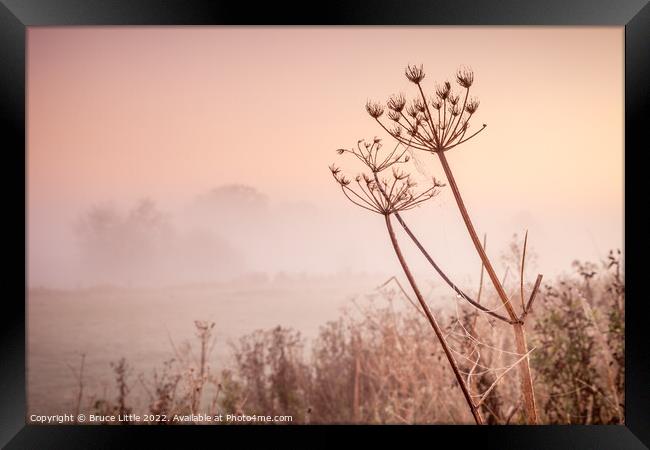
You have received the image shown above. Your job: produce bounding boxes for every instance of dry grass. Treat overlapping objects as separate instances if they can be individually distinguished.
[66,250,623,425]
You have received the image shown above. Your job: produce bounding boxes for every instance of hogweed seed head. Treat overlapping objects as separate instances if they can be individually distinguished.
[365,100,384,118]
[406,104,418,118]
[432,177,446,188]
[388,110,401,122]
[456,66,474,88]
[333,65,482,213]
[387,93,407,112]
[330,137,444,215]
[392,167,408,180]
[405,64,426,84]
[465,98,480,114]
[436,82,452,100]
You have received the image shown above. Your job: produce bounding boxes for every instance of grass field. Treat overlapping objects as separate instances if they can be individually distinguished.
[27,275,386,415]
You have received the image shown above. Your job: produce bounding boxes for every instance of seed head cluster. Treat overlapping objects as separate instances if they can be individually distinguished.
[329,138,444,215]
[364,65,486,153]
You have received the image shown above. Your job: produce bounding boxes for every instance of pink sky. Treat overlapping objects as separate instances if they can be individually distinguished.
[27,27,623,287]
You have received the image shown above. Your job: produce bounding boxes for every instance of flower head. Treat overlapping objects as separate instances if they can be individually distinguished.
[432,177,446,188]
[465,98,480,114]
[405,64,426,84]
[387,93,406,112]
[456,66,474,88]
[387,110,401,122]
[436,82,451,100]
[449,104,461,116]
[406,104,418,118]
[365,100,384,118]
[329,136,444,215]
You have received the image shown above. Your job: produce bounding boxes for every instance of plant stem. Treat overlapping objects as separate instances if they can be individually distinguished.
[392,209,514,324]
[384,214,484,424]
[436,150,539,424]
[372,173,513,324]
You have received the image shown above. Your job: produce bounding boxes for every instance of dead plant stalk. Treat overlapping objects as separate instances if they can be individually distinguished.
[384,213,484,424]
[329,139,483,424]
[437,150,538,423]
[362,64,543,424]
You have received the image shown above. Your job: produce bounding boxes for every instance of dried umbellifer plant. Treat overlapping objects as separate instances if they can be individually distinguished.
[362,64,543,424]
[329,139,484,424]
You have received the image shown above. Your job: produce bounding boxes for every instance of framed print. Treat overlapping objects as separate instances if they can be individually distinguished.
[1,0,648,448]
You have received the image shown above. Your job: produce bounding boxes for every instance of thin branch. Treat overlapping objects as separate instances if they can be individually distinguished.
[379,199,515,324]
[377,276,427,319]
[448,87,470,145]
[522,274,543,319]
[520,230,529,312]
[501,266,510,287]
[443,124,487,152]
[477,233,487,303]
[340,186,380,213]
[374,118,430,151]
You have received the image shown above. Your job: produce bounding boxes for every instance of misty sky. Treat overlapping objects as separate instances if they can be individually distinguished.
[27,27,623,288]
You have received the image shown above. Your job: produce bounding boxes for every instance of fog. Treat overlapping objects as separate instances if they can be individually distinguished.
[26,27,624,290]
[29,184,374,288]
[27,180,622,290]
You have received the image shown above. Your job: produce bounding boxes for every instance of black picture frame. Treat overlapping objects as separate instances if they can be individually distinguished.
[2,1,648,448]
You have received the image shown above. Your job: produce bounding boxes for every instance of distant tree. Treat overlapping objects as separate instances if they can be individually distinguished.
[192,184,268,227]
[75,198,172,285]
[75,198,243,285]
[196,184,267,210]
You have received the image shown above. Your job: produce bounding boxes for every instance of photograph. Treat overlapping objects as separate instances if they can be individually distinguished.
[26,26,624,426]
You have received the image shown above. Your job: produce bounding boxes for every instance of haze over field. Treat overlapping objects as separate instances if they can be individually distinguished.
[28,27,623,289]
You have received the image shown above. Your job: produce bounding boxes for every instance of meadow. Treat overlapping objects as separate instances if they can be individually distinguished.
[27,251,624,424]
[27,275,384,416]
